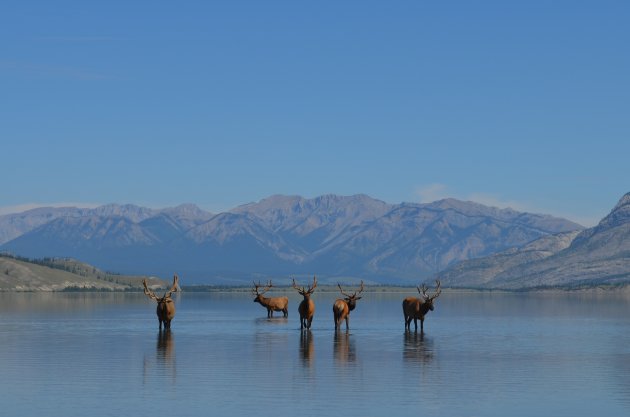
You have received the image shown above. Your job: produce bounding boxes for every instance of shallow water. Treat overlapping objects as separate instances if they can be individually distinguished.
[1,291,630,417]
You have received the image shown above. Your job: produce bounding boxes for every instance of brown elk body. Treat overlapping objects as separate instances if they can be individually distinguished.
[333,281,364,331]
[143,275,180,330]
[252,280,289,318]
[292,276,317,330]
[402,280,441,333]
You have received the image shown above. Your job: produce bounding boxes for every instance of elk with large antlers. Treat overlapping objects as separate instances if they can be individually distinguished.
[252,280,289,318]
[143,274,180,330]
[402,280,441,333]
[333,280,364,331]
[292,276,317,330]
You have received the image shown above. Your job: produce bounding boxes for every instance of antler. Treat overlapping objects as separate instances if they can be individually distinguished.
[417,283,429,299]
[253,280,273,296]
[428,279,441,301]
[293,276,317,295]
[306,275,317,294]
[143,278,159,301]
[338,283,352,298]
[164,274,180,299]
[292,277,306,295]
[338,280,364,299]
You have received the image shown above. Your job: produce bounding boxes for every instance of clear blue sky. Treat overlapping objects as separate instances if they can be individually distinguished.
[1,1,628,226]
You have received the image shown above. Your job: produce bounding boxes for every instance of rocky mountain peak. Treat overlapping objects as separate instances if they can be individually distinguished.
[612,192,630,212]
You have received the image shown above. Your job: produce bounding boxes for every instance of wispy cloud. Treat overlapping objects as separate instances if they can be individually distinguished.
[415,183,451,203]
[0,202,101,216]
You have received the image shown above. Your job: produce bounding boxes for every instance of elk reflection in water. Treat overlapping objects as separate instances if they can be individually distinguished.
[143,329,176,384]
[333,331,356,364]
[403,331,433,365]
[299,330,314,367]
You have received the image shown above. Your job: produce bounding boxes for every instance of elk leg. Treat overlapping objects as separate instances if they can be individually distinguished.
[345,316,350,331]
[420,318,424,333]
[283,308,288,318]
[413,318,418,332]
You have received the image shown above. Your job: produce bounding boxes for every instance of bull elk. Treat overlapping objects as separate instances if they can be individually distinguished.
[402,280,441,333]
[292,276,317,330]
[143,274,180,330]
[333,280,364,331]
[252,280,289,318]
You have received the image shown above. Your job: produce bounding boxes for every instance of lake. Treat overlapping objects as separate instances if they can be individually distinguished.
[1,290,630,417]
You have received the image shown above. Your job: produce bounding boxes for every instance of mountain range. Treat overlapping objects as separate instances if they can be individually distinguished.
[0,194,583,285]
[439,192,630,289]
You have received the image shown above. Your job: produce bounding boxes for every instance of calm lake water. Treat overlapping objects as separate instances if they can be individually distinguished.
[1,290,630,417]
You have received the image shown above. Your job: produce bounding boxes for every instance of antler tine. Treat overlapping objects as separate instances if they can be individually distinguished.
[253,279,272,295]
[430,279,442,300]
[142,278,159,301]
[164,274,180,298]
[292,277,304,293]
[308,275,317,294]
[356,280,365,296]
[417,283,429,297]
[338,283,352,298]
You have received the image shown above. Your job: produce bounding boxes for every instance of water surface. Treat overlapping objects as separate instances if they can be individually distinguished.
[1,290,630,417]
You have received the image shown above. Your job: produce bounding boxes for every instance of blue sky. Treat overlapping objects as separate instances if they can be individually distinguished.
[1,1,628,226]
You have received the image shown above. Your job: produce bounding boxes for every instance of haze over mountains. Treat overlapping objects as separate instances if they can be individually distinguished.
[0,194,583,285]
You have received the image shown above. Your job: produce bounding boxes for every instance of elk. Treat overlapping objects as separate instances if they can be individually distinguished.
[333,280,364,331]
[402,280,441,333]
[143,274,180,330]
[252,280,289,318]
[292,276,317,330]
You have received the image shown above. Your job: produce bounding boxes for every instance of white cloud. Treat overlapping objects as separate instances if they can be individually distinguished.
[415,183,451,203]
[0,202,101,216]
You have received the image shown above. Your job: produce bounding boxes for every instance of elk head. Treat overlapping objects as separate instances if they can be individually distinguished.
[292,275,317,299]
[252,280,272,304]
[417,279,441,311]
[337,280,364,312]
[143,274,180,330]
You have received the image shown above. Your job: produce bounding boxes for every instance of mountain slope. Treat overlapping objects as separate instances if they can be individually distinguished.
[0,255,165,291]
[440,192,630,289]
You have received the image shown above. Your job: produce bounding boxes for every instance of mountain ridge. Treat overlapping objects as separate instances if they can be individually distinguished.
[0,194,584,285]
